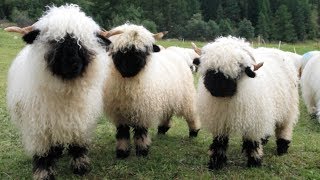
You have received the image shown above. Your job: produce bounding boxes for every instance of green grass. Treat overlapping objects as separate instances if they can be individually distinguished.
[0,29,320,179]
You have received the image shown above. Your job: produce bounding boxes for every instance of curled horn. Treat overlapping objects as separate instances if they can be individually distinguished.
[4,25,33,35]
[99,30,123,38]
[191,42,201,55]
[153,31,168,40]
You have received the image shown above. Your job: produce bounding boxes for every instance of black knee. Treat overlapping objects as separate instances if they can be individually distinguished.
[32,146,60,180]
[242,140,262,167]
[116,125,131,159]
[157,125,170,135]
[208,135,229,170]
[133,126,149,157]
[189,129,200,138]
[68,145,91,176]
[276,138,291,155]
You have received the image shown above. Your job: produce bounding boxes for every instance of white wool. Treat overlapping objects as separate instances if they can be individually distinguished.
[197,36,299,140]
[301,53,320,122]
[255,47,301,73]
[166,46,200,70]
[300,51,320,70]
[6,4,108,156]
[104,50,199,128]
[108,23,155,54]
[199,36,256,79]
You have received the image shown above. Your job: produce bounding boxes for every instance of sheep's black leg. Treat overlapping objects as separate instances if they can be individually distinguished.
[115,124,131,159]
[158,119,171,135]
[133,126,151,157]
[261,135,271,145]
[242,139,263,167]
[68,145,91,176]
[208,135,229,170]
[276,138,291,155]
[33,145,64,180]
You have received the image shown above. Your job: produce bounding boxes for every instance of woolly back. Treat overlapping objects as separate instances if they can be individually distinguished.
[199,36,256,79]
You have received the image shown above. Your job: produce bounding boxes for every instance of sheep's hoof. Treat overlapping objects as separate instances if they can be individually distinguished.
[136,146,149,157]
[116,149,130,159]
[247,157,262,167]
[189,129,200,138]
[276,138,290,155]
[208,154,227,170]
[157,126,170,135]
[33,168,55,180]
[70,156,91,176]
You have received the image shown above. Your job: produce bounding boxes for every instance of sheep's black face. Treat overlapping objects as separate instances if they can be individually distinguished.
[204,70,237,97]
[45,34,94,80]
[112,46,150,78]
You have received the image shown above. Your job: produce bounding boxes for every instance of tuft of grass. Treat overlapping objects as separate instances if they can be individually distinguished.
[0,30,320,179]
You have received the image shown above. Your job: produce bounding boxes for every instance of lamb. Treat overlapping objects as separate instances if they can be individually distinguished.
[103,23,201,158]
[193,36,299,169]
[6,4,114,179]
[165,46,200,72]
[300,53,320,122]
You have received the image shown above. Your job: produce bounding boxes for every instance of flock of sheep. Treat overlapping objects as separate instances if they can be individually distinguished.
[4,4,320,179]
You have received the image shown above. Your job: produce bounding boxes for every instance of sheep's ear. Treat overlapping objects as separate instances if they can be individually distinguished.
[244,67,256,78]
[193,58,200,65]
[22,29,40,44]
[96,33,112,47]
[153,44,161,52]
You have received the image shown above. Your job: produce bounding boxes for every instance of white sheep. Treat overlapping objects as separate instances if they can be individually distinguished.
[298,51,320,77]
[194,36,299,169]
[103,23,201,158]
[6,4,113,179]
[165,46,200,72]
[301,53,320,122]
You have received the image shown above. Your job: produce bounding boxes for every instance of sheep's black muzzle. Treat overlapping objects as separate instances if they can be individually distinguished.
[112,46,149,78]
[45,34,93,80]
[204,70,237,97]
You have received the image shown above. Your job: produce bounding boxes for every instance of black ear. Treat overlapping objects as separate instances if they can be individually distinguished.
[244,67,256,78]
[96,34,112,48]
[153,44,160,52]
[193,58,200,65]
[22,29,40,44]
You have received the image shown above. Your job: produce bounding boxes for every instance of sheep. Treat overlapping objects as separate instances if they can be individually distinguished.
[6,4,114,179]
[301,53,320,122]
[298,51,320,77]
[103,23,201,158]
[165,46,200,72]
[193,36,299,169]
[255,47,302,77]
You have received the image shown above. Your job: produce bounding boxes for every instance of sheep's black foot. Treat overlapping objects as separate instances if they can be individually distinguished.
[33,146,61,180]
[276,138,291,155]
[310,113,317,119]
[134,126,151,157]
[157,125,170,135]
[189,129,200,138]
[208,135,229,170]
[243,139,263,168]
[116,124,131,159]
[261,135,271,145]
[116,149,130,159]
[68,145,91,176]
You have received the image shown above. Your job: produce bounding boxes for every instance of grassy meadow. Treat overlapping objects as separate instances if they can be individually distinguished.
[0,29,320,179]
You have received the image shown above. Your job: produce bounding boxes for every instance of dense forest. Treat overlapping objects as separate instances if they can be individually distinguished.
[1,0,320,42]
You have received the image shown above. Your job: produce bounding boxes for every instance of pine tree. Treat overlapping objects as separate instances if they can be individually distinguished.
[237,18,255,39]
[256,12,270,40]
[273,5,297,42]
[224,0,240,22]
[219,18,233,36]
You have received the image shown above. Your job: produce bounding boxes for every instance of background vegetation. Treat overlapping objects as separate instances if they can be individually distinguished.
[0,29,320,179]
[1,0,320,42]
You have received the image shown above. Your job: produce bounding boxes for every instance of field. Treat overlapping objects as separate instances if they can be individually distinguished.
[0,29,319,179]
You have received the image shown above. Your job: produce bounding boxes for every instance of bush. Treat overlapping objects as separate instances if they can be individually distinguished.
[184,13,211,41]
[10,7,33,26]
[237,19,255,39]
